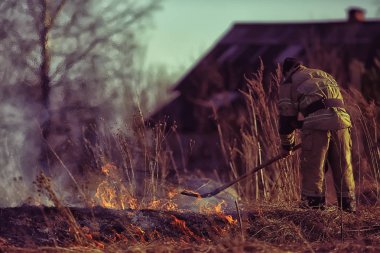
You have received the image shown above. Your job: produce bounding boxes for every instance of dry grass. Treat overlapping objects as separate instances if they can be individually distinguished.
[16,62,380,252]
[2,204,380,252]
[212,61,380,205]
[80,59,332,207]
[228,62,301,202]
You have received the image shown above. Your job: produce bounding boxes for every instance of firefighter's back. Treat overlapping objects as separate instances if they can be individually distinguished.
[291,66,351,130]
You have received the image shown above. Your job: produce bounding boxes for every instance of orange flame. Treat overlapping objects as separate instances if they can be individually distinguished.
[214,201,224,213]
[170,215,200,240]
[148,199,161,209]
[128,198,138,210]
[163,201,178,211]
[199,200,237,225]
[95,163,137,209]
[213,200,237,225]
[223,214,237,224]
[95,181,118,209]
[101,163,115,176]
[81,226,104,249]
[214,201,237,225]
[161,188,179,210]
[168,189,179,199]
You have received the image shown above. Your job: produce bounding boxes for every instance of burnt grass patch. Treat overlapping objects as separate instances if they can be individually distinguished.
[0,204,379,252]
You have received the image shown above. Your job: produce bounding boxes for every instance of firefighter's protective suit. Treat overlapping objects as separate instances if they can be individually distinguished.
[278,63,356,211]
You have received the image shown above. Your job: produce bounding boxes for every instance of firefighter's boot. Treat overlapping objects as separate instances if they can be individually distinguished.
[338,196,356,213]
[300,196,326,210]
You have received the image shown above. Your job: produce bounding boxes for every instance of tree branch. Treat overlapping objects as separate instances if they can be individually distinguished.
[51,36,107,83]
[105,1,160,29]
[49,0,67,29]
[26,0,41,33]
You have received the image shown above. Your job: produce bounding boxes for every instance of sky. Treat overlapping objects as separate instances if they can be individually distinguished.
[144,0,379,74]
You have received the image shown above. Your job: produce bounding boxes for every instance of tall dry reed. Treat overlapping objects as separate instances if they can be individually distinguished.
[215,62,380,205]
[72,61,380,208]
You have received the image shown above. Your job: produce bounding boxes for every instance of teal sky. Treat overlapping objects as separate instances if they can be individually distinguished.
[144,0,379,73]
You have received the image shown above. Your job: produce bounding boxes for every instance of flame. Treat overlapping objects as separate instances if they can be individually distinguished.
[161,188,179,210]
[90,163,241,243]
[214,201,237,225]
[224,214,237,224]
[214,201,223,213]
[128,198,138,209]
[170,215,200,240]
[168,189,178,199]
[198,200,237,225]
[81,226,105,249]
[95,181,117,209]
[95,164,237,229]
[163,201,178,211]
[101,163,114,176]
[215,201,237,225]
[148,199,161,209]
[94,163,137,209]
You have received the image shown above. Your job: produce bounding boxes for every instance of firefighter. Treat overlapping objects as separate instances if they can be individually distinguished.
[278,57,356,213]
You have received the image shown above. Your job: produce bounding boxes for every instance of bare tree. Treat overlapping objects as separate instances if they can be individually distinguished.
[0,0,160,205]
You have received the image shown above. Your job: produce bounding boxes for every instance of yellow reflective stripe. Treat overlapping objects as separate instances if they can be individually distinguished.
[298,83,339,96]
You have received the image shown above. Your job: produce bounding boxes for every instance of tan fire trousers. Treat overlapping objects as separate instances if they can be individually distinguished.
[300,127,355,199]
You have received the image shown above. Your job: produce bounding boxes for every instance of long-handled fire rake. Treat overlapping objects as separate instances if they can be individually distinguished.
[181,144,301,198]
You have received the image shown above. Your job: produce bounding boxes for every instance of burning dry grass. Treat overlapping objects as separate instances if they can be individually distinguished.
[0,203,379,252]
[0,205,237,250]
[1,65,379,252]
[79,62,379,212]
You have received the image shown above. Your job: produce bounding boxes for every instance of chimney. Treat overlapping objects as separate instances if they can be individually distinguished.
[347,7,365,22]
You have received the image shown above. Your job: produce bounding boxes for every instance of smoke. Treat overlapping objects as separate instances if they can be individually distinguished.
[0,97,40,207]
[175,178,239,213]
[0,0,162,207]
[0,85,76,207]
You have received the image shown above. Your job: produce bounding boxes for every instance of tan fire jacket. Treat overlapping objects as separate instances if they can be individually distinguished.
[278,65,351,148]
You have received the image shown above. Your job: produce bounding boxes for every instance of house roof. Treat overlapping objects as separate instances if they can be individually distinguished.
[149,19,380,131]
[174,20,380,92]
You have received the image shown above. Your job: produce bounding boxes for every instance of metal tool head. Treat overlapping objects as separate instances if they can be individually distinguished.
[180,190,202,198]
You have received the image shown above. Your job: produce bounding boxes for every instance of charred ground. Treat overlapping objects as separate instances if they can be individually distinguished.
[0,204,379,252]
